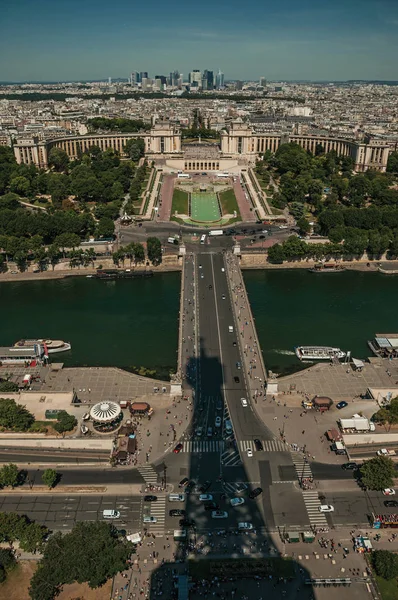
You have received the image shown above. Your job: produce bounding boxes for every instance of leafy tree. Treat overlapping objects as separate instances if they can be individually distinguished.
[0,381,19,392]
[267,243,286,264]
[373,550,398,580]
[9,176,30,197]
[0,398,35,431]
[19,521,47,553]
[124,139,145,161]
[274,143,310,175]
[133,242,145,264]
[0,512,27,542]
[387,150,398,174]
[96,217,115,239]
[48,147,69,172]
[0,547,16,571]
[360,456,395,491]
[53,411,77,434]
[0,464,19,488]
[297,217,311,235]
[47,244,60,270]
[372,397,398,430]
[0,192,20,210]
[29,521,133,600]
[147,237,162,265]
[42,469,58,489]
[54,233,81,256]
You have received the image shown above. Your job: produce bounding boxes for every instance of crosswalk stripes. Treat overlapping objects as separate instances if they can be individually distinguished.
[182,440,224,453]
[223,482,248,495]
[137,465,158,484]
[238,439,287,453]
[148,495,166,534]
[291,453,313,481]
[221,446,242,467]
[302,491,328,526]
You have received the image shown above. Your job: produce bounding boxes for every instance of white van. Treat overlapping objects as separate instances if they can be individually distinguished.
[228,325,233,333]
[103,509,120,519]
[127,533,142,544]
[168,493,185,502]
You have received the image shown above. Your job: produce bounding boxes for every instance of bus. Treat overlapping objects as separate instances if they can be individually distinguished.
[209,230,223,236]
[177,172,190,179]
[217,172,229,178]
[200,234,206,244]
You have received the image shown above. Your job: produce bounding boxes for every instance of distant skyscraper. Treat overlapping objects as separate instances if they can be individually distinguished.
[189,70,202,87]
[130,71,139,85]
[204,70,214,90]
[140,72,148,83]
[259,77,267,87]
[216,70,224,90]
[235,80,243,90]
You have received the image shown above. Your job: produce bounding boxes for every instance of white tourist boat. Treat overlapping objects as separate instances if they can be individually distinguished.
[14,339,72,354]
[295,346,346,361]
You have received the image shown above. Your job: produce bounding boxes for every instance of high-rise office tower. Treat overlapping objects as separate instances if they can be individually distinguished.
[216,69,224,89]
[130,71,139,85]
[189,70,202,87]
[204,70,214,90]
[140,72,148,83]
[259,77,267,87]
[235,80,243,90]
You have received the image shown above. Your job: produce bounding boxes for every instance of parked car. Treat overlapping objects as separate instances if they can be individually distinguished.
[169,509,185,517]
[143,495,157,502]
[234,376,240,383]
[173,443,183,453]
[336,401,348,409]
[249,487,263,499]
[236,362,241,370]
[185,481,196,494]
[383,488,396,496]
[246,448,253,458]
[238,522,254,530]
[199,480,211,493]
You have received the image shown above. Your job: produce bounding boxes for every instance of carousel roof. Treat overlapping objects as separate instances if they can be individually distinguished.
[90,401,122,423]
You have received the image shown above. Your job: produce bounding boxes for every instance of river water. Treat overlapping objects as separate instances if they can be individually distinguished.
[0,270,397,378]
[244,269,398,375]
[0,274,180,379]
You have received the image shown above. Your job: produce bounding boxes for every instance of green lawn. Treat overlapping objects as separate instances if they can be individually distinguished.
[171,188,189,215]
[219,188,240,217]
[376,576,398,600]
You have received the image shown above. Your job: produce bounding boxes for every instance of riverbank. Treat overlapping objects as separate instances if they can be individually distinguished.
[0,255,182,283]
[240,253,398,272]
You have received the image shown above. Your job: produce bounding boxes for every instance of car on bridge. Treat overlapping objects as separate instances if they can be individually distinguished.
[230,497,245,507]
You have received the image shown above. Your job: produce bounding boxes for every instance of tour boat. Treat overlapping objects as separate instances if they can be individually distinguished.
[14,339,72,354]
[295,346,346,361]
[308,263,346,273]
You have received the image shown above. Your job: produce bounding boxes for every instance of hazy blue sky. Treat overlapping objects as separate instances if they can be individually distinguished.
[1,0,397,81]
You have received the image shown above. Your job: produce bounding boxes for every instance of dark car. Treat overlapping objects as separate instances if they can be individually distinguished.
[179,477,189,488]
[342,462,358,470]
[384,500,398,508]
[233,341,237,347]
[336,401,348,410]
[169,509,186,517]
[209,284,213,289]
[234,376,240,383]
[144,495,157,502]
[173,443,183,454]
[249,487,263,499]
[254,439,263,451]
[185,481,196,494]
[180,518,196,528]
[204,502,219,511]
[199,480,211,493]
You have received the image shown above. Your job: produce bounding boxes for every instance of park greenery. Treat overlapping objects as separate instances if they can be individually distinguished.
[29,521,134,600]
[88,117,149,133]
[0,547,16,584]
[0,398,35,431]
[360,455,395,491]
[256,143,398,262]
[112,241,146,267]
[373,549,398,580]
[0,141,154,269]
[0,380,19,392]
[0,464,20,488]
[52,410,77,434]
[372,397,398,430]
[0,511,48,554]
[147,236,163,265]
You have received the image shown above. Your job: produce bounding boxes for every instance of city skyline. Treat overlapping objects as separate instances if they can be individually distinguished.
[1,0,398,81]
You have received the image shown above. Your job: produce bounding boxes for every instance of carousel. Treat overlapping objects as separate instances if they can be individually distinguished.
[90,401,123,433]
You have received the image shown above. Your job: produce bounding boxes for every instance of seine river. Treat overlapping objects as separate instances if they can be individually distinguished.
[0,270,397,378]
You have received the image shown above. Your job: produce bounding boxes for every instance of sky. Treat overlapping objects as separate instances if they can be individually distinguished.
[1,0,398,82]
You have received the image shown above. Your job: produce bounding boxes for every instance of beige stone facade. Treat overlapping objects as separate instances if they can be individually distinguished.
[13,120,390,173]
